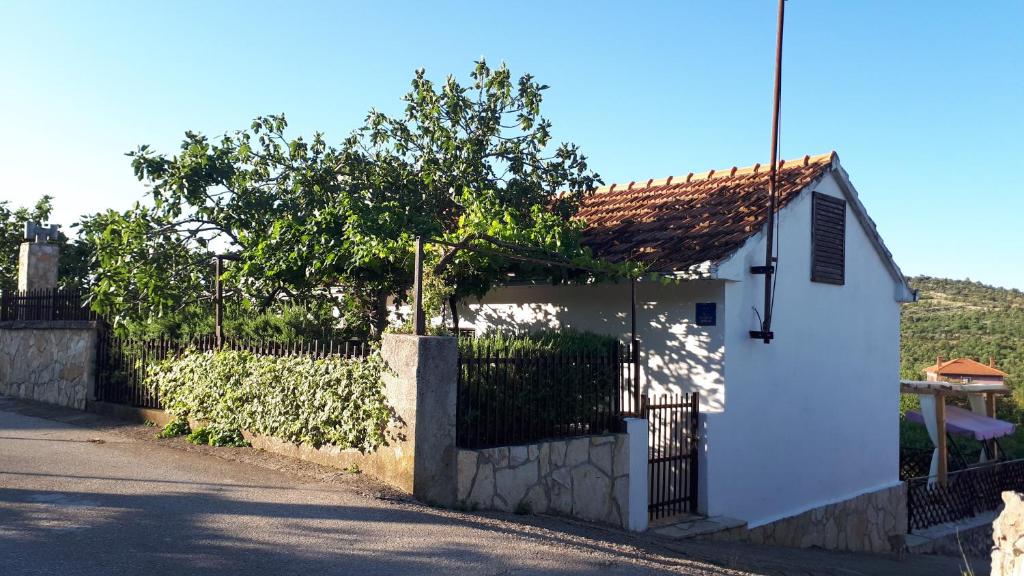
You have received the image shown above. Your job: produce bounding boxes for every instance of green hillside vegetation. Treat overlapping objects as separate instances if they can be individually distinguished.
[902,276,1024,391]
[900,276,1024,461]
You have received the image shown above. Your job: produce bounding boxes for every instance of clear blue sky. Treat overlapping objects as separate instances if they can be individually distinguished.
[2,1,1022,288]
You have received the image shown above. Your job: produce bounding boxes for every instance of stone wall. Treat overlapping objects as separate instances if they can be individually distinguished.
[708,483,907,553]
[457,434,631,528]
[0,322,97,409]
[992,491,1024,575]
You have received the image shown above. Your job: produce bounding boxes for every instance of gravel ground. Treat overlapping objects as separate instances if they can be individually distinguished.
[0,397,986,576]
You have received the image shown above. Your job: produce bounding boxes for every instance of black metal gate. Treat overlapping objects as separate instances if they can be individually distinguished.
[646,393,699,520]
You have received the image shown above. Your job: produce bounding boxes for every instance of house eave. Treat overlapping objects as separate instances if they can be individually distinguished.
[666,261,718,281]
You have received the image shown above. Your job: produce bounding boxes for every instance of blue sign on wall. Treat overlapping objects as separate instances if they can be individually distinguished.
[695,302,717,326]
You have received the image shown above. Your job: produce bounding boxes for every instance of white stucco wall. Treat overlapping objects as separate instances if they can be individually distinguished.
[461,280,726,412]
[709,170,903,526]
[460,168,905,527]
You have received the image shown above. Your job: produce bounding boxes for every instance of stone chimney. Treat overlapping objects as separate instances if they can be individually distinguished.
[991,356,997,368]
[18,221,60,292]
[927,355,945,382]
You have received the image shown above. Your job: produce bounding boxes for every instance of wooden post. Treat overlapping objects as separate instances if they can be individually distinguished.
[413,237,425,336]
[935,393,948,484]
[214,255,223,349]
[987,391,999,459]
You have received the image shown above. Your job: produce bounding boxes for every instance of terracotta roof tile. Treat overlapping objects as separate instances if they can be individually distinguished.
[579,152,836,272]
[923,358,1009,378]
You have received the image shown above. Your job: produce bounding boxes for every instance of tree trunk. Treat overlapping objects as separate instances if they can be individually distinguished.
[366,289,390,339]
[448,295,459,335]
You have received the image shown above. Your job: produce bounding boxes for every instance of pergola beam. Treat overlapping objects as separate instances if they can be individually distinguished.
[900,380,1010,396]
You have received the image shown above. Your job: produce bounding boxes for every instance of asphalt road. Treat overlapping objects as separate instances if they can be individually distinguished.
[0,398,986,576]
[0,400,730,576]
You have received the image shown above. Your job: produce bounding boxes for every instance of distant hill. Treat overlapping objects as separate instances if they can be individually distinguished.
[901,276,1024,389]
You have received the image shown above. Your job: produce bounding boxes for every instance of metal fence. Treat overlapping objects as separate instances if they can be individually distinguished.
[646,393,700,520]
[455,341,638,449]
[907,458,1024,531]
[95,332,370,408]
[900,447,934,481]
[0,288,97,322]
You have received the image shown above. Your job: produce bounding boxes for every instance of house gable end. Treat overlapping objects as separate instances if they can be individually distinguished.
[711,159,914,303]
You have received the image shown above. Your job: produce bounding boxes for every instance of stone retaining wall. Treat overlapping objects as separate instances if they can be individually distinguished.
[905,512,994,558]
[457,434,630,528]
[0,322,97,409]
[708,483,907,553]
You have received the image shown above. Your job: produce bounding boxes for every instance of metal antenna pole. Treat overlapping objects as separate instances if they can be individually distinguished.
[753,0,785,344]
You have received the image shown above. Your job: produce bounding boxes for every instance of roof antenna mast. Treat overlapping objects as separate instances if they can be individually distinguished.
[751,0,785,344]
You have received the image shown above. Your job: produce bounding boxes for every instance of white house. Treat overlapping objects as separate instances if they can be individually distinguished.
[460,151,916,529]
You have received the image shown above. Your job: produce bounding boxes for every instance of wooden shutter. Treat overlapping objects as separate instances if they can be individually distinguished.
[811,191,846,285]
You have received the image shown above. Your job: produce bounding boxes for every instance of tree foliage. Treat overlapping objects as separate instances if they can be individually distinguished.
[345,60,607,308]
[84,61,619,335]
[79,205,209,322]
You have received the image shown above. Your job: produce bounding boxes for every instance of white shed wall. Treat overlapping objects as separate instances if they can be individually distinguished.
[461,280,726,411]
[710,171,902,526]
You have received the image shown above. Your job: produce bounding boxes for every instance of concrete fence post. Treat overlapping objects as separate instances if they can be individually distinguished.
[624,417,649,532]
[380,334,458,507]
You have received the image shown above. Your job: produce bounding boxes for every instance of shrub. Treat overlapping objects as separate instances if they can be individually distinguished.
[119,301,358,342]
[148,349,391,452]
[457,330,625,445]
[157,417,191,438]
[187,425,249,447]
[459,329,620,356]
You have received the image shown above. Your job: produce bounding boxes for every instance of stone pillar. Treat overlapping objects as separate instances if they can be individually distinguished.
[992,491,1024,575]
[379,334,458,507]
[625,417,649,532]
[18,242,59,291]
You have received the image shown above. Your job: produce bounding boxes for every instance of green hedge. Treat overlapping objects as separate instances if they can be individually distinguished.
[459,329,620,356]
[457,330,625,447]
[147,349,390,452]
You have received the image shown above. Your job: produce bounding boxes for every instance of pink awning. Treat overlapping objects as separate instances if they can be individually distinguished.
[906,405,1015,441]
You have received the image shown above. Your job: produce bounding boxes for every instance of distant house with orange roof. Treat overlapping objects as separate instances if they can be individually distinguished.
[924,356,1008,385]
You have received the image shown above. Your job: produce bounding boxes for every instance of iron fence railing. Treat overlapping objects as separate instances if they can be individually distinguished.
[906,458,1024,531]
[455,341,637,449]
[0,288,97,322]
[95,332,370,408]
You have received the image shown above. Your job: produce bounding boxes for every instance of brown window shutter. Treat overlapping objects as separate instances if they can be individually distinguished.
[811,191,846,285]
